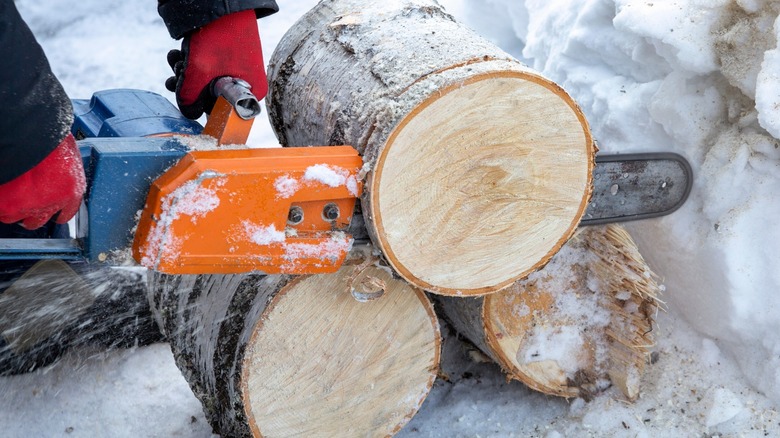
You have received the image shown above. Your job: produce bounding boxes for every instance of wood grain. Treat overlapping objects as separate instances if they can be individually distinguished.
[149,264,440,437]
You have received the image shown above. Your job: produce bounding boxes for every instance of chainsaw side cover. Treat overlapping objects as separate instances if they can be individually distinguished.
[132,146,363,275]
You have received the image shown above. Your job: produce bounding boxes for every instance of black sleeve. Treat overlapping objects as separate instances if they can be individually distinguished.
[0,2,74,185]
[158,0,280,39]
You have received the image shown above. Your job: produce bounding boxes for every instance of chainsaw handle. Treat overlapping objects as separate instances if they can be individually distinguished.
[211,76,261,120]
[202,76,259,145]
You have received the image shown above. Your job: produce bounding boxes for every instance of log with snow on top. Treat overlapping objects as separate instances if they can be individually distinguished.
[435,224,662,401]
[147,252,441,437]
[266,0,595,296]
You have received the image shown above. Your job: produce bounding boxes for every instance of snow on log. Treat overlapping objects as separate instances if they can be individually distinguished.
[266,0,595,296]
[435,225,661,401]
[148,259,440,437]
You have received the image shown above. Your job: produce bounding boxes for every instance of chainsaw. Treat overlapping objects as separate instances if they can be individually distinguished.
[0,79,691,274]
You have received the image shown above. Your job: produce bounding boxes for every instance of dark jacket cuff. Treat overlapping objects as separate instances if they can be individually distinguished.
[158,0,280,39]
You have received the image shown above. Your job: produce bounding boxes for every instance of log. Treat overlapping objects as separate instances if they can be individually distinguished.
[266,0,595,296]
[435,225,661,401]
[148,259,441,437]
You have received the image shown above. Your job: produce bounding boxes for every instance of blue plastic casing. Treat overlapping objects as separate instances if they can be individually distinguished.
[72,89,202,139]
[0,89,204,261]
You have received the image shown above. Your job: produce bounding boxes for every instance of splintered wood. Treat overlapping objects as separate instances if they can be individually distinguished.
[267,0,595,296]
[148,263,440,438]
[436,224,661,401]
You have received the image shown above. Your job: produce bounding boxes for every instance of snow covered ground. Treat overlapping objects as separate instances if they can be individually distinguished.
[3,0,780,436]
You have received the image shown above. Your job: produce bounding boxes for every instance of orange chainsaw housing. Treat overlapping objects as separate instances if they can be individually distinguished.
[131,146,363,275]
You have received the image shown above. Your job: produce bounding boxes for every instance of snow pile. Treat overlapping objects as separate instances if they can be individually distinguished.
[280,232,354,268]
[169,178,222,222]
[304,164,360,197]
[176,135,253,151]
[516,242,613,386]
[241,221,353,270]
[456,0,780,403]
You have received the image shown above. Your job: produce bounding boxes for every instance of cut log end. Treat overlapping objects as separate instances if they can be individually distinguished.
[482,224,661,400]
[372,71,594,296]
[436,224,661,402]
[240,265,441,437]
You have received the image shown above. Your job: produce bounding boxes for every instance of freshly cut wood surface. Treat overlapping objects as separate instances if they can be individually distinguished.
[242,265,440,437]
[149,262,440,437]
[267,0,594,296]
[374,72,591,294]
[436,225,661,400]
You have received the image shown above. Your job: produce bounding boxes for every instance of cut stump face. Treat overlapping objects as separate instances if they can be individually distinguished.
[241,266,441,437]
[372,72,593,295]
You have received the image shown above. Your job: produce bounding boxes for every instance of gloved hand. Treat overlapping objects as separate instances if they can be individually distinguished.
[165,10,267,120]
[0,133,86,230]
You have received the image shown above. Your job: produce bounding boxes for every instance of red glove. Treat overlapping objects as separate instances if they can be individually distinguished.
[165,10,267,120]
[0,133,86,230]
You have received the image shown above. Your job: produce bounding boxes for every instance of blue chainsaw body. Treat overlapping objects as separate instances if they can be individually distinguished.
[0,90,201,261]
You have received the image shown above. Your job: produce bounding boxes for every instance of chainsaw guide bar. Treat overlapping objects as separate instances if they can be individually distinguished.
[582,153,692,226]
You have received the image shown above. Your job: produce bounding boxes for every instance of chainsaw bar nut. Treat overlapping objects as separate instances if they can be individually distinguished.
[323,203,340,221]
[287,206,304,225]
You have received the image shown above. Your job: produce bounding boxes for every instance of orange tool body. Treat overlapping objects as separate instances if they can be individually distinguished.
[132,77,363,275]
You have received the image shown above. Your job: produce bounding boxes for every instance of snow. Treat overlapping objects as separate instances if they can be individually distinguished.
[4,0,780,436]
[474,0,780,404]
[705,387,745,428]
[756,14,780,138]
[243,221,286,246]
[169,179,222,221]
[273,174,299,199]
[0,344,216,438]
[516,239,614,382]
[272,164,360,199]
[282,233,353,260]
[241,221,353,270]
[304,164,360,196]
